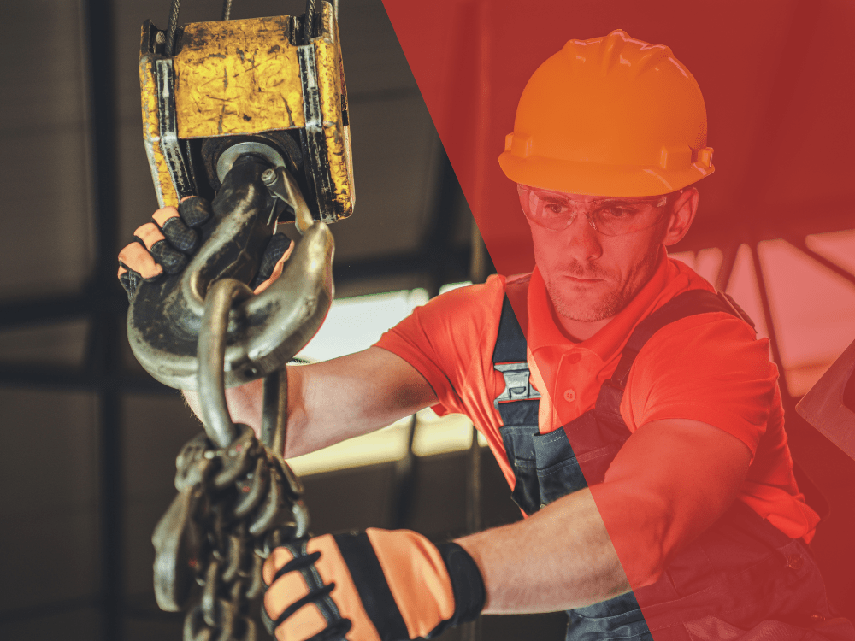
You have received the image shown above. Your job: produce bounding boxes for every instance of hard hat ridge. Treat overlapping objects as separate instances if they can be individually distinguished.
[564,29,675,80]
[499,29,714,197]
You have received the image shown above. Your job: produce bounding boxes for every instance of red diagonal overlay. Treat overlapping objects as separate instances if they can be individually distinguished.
[382,0,854,636]
[381,0,541,277]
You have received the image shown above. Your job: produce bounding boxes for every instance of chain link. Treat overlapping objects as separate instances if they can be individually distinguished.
[153,423,308,640]
[153,261,313,639]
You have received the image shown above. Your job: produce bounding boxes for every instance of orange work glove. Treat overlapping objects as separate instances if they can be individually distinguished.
[117,196,292,301]
[262,529,486,641]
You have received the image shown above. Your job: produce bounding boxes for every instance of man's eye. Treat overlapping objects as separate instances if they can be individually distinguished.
[544,202,566,214]
[601,206,637,219]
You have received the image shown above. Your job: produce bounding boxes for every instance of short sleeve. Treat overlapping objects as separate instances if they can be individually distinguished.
[373,276,506,416]
[622,313,778,457]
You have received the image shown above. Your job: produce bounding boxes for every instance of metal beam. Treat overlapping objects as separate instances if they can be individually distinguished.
[0,365,171,394]
[673,200,855,254]
[423,146,472,293]
[715,241,740,293]
[82,0,123,638]
[785,236,855,290]
[750,240,791,402]
[0,293,96,330]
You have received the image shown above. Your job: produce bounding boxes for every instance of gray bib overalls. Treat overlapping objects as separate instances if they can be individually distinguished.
[491,289,853,640]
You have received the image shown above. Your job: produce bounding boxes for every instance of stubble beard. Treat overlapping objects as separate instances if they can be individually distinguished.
[546,243,663,323]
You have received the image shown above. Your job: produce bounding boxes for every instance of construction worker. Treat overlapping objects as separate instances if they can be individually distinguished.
[120,30,854,641]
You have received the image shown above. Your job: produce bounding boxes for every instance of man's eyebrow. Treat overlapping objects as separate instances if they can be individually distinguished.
[530,188,574,200]
[596,197,655,206]
[530,190,653,205]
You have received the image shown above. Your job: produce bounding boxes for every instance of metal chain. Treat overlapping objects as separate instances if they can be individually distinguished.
[154,422,308,639]
[153,280,309,640]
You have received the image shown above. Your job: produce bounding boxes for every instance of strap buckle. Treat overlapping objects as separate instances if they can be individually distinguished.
[493,362,541,409]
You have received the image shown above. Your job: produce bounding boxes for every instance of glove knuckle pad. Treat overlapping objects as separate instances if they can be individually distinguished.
[162,217,199,253]
[252,233,293,292]
[260,234,291,272]
[179,196,212,227]
[150,240,187,274]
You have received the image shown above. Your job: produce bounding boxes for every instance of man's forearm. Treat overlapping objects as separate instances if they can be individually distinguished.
[183,378,263,431]
[181,347,438,459]
[457,420,753,615]
[455,486,653,615]
[182,368,310,457]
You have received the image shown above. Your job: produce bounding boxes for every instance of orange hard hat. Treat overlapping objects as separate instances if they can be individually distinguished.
[498,30,714,197]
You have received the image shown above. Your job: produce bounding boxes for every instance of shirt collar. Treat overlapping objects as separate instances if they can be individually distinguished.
[527,246,673,363]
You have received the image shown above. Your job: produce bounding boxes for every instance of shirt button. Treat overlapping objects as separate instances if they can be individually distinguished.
[563,389,576,402]
[566,353,581,364]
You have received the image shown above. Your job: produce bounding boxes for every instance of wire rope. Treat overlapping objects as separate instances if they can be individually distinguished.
[165,0,181,56]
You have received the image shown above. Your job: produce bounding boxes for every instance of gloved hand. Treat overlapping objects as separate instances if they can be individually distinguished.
[262,529,486,641]
[117,196,292,301]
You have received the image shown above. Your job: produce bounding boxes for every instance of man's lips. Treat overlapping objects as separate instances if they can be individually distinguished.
[565,275,604,283]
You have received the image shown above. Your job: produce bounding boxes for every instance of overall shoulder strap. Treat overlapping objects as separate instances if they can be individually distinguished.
[606,289,755,391]
[493,296,527,364]
[492,295,540,425]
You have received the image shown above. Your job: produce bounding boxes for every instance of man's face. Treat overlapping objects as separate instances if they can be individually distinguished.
[518,184,673,323]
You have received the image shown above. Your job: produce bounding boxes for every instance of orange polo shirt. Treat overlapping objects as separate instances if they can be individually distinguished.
[374,250,820,542]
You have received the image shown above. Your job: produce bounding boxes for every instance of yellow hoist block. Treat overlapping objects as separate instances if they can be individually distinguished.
[138,1,354,223]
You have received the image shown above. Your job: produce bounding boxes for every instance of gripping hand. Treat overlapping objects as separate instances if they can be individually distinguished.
[117,197,292,301]
[262,529,485,641]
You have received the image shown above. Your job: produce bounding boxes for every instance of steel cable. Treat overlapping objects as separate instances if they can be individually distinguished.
[165,0,181,56]
[304,0,317,42]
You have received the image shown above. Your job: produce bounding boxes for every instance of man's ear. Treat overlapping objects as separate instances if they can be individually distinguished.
[662,187,699,247]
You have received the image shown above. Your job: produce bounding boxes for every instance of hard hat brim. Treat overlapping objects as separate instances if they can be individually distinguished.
[498,151,715,198]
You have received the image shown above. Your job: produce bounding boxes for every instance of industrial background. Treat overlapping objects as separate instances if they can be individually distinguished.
[1,0,854,640]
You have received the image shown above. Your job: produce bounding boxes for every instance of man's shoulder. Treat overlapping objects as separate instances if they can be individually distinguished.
[409,273,510,328]
[632,260,759,365]
[432,273,517,305]
[635,298,762,374]
[504,272,532,288]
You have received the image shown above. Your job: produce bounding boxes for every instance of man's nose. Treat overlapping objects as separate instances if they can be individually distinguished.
[563,211,603,261]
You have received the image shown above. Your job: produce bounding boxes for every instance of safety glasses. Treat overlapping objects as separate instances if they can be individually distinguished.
[517,184,671,235]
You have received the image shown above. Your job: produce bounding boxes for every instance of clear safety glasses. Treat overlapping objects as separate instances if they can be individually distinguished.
[517,184,671,236]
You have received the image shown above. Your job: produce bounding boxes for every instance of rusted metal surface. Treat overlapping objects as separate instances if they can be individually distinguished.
[174,16,305,138]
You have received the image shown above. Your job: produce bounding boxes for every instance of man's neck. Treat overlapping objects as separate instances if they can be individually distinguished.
[555,315,614,343]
